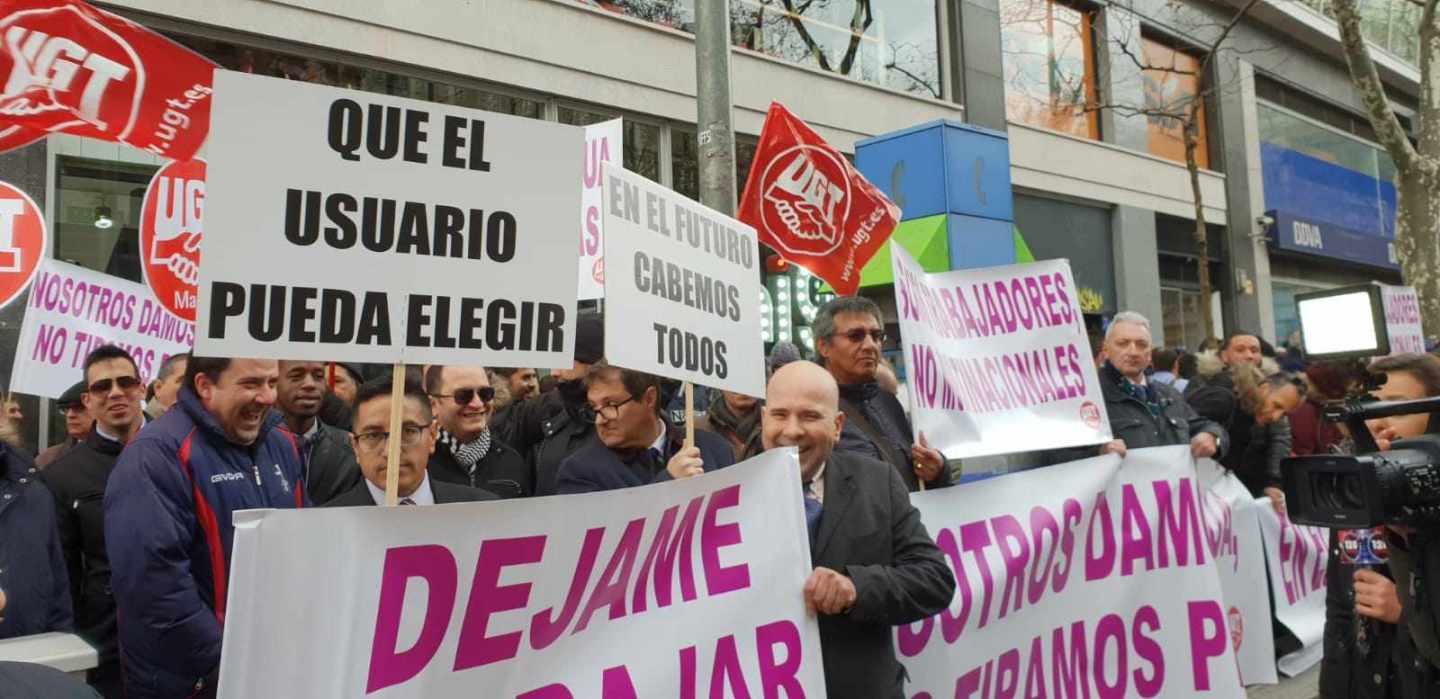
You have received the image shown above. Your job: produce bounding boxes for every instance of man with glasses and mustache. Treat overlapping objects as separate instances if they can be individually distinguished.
[813,297,952,491]
[34,381,88,469]
[326,376,498,507]
[276,361,362,505]
[555,363,735,494]
[424,365,531,498]
[39,345,145,697]
[105,356,305,699]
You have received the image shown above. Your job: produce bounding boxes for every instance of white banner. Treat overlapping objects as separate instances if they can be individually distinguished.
[218,450,824,698]
[10,258,193,398]
[600,161,764,397]
[1381,284,1425,354]
[1256,501,1328,677]
[1196,459,1277,686]
[196,70,580,367]
[579,119,622,301]
[897,446,1244,698]
[890,244,1110,459]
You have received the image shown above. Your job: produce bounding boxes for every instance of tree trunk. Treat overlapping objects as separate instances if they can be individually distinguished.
[1184,109,1215,346]
[1331,0,1440,336]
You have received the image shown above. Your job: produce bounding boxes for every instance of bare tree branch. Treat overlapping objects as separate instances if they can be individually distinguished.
[1330,0,1419,171]
[777,0,832,71]
[837,0,873,75]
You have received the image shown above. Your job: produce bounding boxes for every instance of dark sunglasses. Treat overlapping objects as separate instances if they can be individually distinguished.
[88,376,142,395]
[432,386,496,406]
[833,328,886,344]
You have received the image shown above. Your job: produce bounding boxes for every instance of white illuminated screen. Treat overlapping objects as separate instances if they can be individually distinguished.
[1298,290,1380,356]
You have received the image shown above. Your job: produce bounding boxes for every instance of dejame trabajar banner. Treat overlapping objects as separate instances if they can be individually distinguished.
[737,102,900,297]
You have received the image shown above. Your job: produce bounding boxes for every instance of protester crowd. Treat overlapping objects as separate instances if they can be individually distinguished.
[1,298,1437,698]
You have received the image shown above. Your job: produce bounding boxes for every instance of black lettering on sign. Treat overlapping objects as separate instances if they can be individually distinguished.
[650,322,729,379]
[367,104,401,160]
[402,108,428,164]
[608,176,641,224]
[404,296,566,352]
[326,99,362,161]
[288,190,520,262]
[206,283,392,346]
[440,116,491,172]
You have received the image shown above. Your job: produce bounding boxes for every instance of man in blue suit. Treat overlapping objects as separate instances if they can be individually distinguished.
[556,363,734,493]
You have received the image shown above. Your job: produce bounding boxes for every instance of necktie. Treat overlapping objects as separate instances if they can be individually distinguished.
[802,481,822,543]
[399,497,416,506]
[646,447,665,473]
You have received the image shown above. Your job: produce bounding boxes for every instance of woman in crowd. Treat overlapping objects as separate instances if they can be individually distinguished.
[1320,352,1440,698]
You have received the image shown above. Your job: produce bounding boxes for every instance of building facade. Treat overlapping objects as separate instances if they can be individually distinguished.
[0,0,1418,449]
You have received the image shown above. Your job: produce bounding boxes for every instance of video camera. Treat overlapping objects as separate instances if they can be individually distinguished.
[1281,283,1440,529]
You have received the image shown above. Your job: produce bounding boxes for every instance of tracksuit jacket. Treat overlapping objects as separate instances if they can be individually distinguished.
[105,386,306,698]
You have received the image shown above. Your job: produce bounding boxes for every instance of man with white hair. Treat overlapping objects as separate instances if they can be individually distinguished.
[1062,311,1226,460]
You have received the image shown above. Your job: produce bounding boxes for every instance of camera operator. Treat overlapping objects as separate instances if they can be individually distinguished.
[1322,353,1440,697]
[1361,353,1440,683]
[1196,363,1305,510]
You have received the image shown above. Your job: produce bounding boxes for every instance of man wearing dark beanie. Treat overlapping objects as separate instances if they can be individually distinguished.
[492,314,604,496]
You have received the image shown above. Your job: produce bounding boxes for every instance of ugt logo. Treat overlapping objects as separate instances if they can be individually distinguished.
[759,145,851,257]
[0,6,140,134]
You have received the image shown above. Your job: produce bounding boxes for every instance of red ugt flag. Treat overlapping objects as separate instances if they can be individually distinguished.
[738,102,900,296]
[0,0,215,161]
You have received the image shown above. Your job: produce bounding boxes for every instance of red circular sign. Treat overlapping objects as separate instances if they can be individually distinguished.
[139,158,205,322]
[757,144,852,258]
[0,181,47,310]
[1080,400,1103,430]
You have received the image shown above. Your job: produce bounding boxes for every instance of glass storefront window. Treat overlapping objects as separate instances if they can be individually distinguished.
[54,157,159,283]
[587,0,942,97]
[172,35,546,118]
[670,130,761,203]
[1298,0,1421,67]
[1160,286,1207,351]
[1141,37,1209,169]
[557,107,664,183]
[999,0,1099,139]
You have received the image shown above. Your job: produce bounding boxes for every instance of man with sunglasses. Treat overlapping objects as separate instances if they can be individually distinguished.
[40,345,148,698]
[813,297,952,492]
[327,376,498,507]
[555,363,734,494]
[424,365,531,498]
[276,360,362,505]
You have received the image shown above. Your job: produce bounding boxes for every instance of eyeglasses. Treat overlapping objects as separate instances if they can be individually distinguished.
[431,386,495,407]
[57,404,85,416]
[354,424,428,453]
[88,376,142,395]
[579,395,637,424]
[832,328,886,344]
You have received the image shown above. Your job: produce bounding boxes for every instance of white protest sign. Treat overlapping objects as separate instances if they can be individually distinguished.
[897,446,1244,698]
[10,258,193,398]
[601,162,764,397]
[891,244,1110,459]
[218,450,823,698]
[1381,284,1425,354]
[196,70,580,367]
[579,119,622,300]
[1196,459,1277,686]
[1256,501,1328,677]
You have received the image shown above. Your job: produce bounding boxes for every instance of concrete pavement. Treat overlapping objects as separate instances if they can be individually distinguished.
[1247,665,1319,699]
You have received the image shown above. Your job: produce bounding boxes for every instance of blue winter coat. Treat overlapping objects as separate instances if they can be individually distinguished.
[105,386,306,699]
[0,444,72,640]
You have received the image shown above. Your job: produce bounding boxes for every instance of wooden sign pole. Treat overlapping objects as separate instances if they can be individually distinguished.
[683,381,695,450]
[383,362,405,507]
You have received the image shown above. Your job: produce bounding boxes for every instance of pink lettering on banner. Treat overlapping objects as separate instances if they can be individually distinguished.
[944,607,1165,699]
[581,135,611,256]
[453,536,546,671]
[530,527,606,650]
[367,545,460,693]
[1187,601,1230,691]
[632,496,704,612]
[895,266,1077,342]
[908,341,1087,416]
[701,484,752,596]
[1276,515,1327,606]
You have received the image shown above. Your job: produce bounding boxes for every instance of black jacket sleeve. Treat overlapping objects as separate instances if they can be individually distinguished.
[844,464,955,625]
[1178,395,1228,459]
[1186,383,1236,427]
